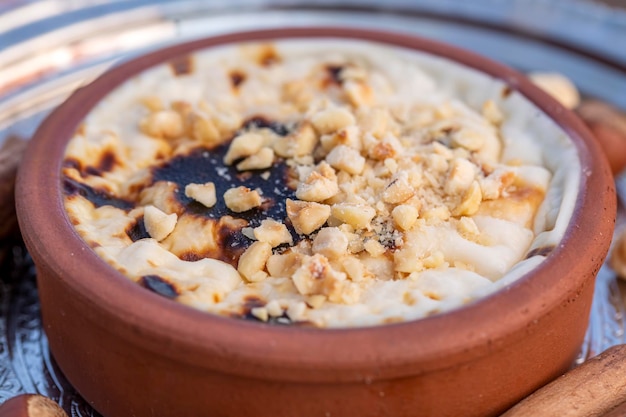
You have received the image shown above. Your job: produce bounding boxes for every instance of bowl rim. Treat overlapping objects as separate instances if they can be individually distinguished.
[16,26,615,381]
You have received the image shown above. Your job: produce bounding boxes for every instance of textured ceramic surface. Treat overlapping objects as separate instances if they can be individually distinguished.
[15,27,616,417]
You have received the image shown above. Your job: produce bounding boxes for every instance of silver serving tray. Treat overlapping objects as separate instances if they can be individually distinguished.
[0,1,624,414]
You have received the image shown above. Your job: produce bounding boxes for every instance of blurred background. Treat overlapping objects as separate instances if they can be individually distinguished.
[1,0,625,143]
[0,1,624,415]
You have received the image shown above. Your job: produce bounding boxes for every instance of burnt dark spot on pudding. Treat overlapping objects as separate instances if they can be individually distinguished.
[139,274,179,299]
[525,245,555,259]
[63,158,82,172]
[240,308,295,325]
[179,252,203,262]
[243,295,266,310]
[229,69,247,89]
[126,216,150,242]
[63,150,119,177]
[84,166,101,176]
[242,115,291,136]
[440,126,458,135]
[325,64,344,86]
[97,150,118,173]
[258,196,276,212]
[83,150,119,176]
[62,176,134,210]
[169,54,194,76]
[236,171,253,182]
[151,145,296,228]
[215,216,252,264]
[501,85,513,98]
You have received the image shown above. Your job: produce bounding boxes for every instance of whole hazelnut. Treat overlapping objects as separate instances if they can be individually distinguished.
[0,394,68,417]
[576,100,626,175]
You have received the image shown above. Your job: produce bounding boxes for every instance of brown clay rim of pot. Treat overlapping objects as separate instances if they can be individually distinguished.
[16,27,615,382]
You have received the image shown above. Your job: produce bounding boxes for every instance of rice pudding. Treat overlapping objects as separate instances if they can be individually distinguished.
[62,39,580,327]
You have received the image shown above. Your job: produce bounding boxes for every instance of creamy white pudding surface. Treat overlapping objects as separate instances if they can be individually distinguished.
[62,39,579,327]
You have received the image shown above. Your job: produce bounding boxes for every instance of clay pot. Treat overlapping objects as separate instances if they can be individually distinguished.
[15,28,616,417]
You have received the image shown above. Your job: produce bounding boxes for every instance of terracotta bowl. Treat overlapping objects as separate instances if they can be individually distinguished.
[15,28,615,417]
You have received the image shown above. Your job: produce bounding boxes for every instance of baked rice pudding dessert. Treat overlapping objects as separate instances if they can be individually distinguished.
[62,39,579,328]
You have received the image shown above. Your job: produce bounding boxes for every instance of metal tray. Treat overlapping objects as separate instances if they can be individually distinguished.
[1,1,625,414]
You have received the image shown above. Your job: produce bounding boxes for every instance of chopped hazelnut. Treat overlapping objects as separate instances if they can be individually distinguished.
[311,107,356,134]
[143,205,177,241]
[394,249,424,274]
[451,129,485,151]
[457,216,480,240]
[358,107,389,138]
[296,162,339,202]
[368,140,397,161]
[381,172,414,204]
[423,251,445,269]
[320,125,361,152]
[326,145,365,174]
[312,227,349,259]
[223,186,262,212]
[306,294,327,309]
[282,79,313,110]
[236,147,275,171]
[273,122,318,158]
[422,206,451,223]
[140,110,184,139]
[250,271,268,282]
[287,301,308,321]
[184,182,217,208]
[251,306,269,322]
[223,132,265,165]
[452,181,483,216]
[344,80,373,107]
[237,241,272,282]
[331,203,376,230]
[445,158,477,196]
[286,199,331,235]
[267,251,304,277]
[364,239,385,257]
[192,116,221,146]
[266,300,283,317]
[292,254,347,299]
[479,168,515,200]
[482,100,503,125]
[392,204,419,231]
[253,219,293,247]
[341,256,366,282]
